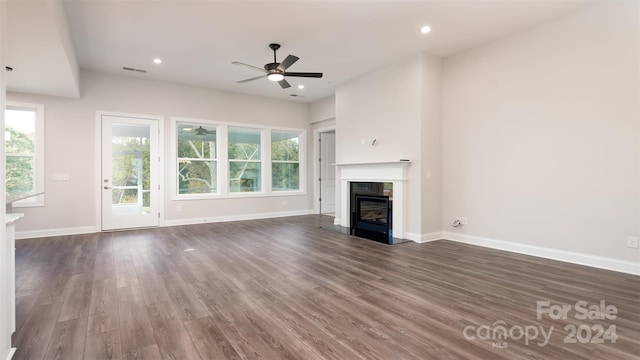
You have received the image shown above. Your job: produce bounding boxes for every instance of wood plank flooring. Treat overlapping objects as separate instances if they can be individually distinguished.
[11,215,640,359]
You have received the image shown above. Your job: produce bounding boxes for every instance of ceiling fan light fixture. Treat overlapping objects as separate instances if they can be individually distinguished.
[267,73,285,82]
[234,44,322,88]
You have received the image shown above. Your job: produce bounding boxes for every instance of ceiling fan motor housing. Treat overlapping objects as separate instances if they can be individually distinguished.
[264,63,281,73]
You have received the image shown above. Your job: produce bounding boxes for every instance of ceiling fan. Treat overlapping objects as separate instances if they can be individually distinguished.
[233,43,323,89]
[194,126,214,136]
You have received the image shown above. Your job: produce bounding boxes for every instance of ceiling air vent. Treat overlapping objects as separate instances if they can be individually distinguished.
[122,66,147,73]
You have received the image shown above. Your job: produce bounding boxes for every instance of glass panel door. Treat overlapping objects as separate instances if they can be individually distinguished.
[101,115,159,230]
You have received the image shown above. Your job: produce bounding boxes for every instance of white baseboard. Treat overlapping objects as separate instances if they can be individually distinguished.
[407,231,444,243]
[404,232,420,242]
[162,209,314,227]
[6,347,16,360]
[441,231,640,276]
[333,218,341,226]
[14,210,314,239]
[15,226,98,240]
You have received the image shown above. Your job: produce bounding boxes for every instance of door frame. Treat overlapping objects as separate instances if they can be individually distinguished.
[95,111,165,230]
[313,125,336,215]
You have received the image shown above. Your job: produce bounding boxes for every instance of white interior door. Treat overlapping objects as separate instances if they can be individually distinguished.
[320,132,336,214]
[101,115,159,230]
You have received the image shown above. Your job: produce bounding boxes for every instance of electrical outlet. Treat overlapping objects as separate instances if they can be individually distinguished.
[461,217,468,225]
[176,206,182,212]
[627,236,639,249]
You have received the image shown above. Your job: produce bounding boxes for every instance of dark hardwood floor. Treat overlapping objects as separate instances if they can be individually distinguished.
[11,215,640,359]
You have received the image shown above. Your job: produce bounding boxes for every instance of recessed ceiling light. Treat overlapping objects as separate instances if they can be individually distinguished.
[420,25,431,34]
[153,58,162,64]
[298,85,304,90]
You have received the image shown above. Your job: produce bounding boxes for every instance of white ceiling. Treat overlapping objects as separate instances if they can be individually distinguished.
[7,0,80,98]
[7,0,595,103]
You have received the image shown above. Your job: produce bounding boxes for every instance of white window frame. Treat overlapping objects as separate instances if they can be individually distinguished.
[5,101,45,207]
[271,130,303,193]
[170,117,306,200]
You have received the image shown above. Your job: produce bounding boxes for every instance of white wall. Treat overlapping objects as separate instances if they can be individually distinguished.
[420,54,443,237]
[335,55,424,236]
[442,1,640,263]
[309,95,335,124]
[8,70,313,235]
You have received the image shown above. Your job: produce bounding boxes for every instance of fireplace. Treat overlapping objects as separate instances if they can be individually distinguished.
[353,194,392,244]
[336,160,411,242]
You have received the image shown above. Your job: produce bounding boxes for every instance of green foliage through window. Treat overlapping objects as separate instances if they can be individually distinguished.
[5,109,36,194]
[229,127,261,192]
[271,131,300,191]
[177,123,217,194]
[110,131,151,208]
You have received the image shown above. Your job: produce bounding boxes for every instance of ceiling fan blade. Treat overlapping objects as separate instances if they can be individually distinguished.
[277,55,299,71]
[232,61,267,73]
[278,79,291,89]
[284,72,323,78]
[237,74,268,83]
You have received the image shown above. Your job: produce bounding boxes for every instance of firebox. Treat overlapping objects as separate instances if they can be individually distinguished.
[353,194,392,244]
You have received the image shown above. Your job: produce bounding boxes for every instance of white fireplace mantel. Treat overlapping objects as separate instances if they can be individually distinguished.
[336,160,410,240]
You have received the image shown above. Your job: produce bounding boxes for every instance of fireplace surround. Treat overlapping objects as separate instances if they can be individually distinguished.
[336,160,410,242]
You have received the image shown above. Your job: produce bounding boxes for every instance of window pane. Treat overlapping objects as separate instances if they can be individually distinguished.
[230,162,261,192]
[178,160,217,194]
[178,139,216,158]
[5,104,44,207]
[177,123,216,159]
[6,156,34,193]
[5,109,35,154]
[112,188,138,204]
[112,154,143,187]
[272,163,299,191]
[229,127,261,160]
[176,122,217,196]
[271,131,299,161]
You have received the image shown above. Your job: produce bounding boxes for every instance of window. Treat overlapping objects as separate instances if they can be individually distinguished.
[172,118,305,198]
[271,130,300,191]
[5,102,45,207]
[228,127,262,192]
[176,122,218,194]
